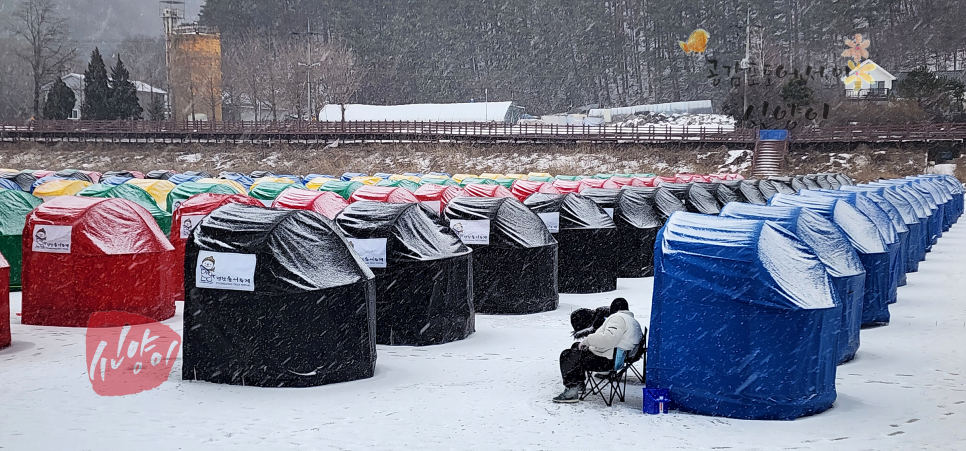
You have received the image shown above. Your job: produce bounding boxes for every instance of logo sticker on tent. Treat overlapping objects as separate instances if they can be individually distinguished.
[31,225,72,254]
[538,212,560,233]
[179,214,207,239]
[450,219,490,245]
[346,238,388,268]
[196,251,256,291]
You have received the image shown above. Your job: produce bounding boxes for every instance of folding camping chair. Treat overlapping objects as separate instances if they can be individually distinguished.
[580,328,647,406]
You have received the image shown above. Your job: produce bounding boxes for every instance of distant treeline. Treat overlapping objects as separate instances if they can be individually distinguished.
[197,0,966,114]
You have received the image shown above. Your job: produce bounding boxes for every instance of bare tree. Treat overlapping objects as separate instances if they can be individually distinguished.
[11,0,76,118]
[317,45,365,123]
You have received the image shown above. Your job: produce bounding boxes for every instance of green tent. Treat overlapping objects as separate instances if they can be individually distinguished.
[459,177,498,187]
[593,173,616,179]
[317,180,363,200]
[78,184,173,235]
[632,173,657,177]
[418,175,459,186]
[249,181,305,204]
[554,175,585,181]
[167,182,239,212]
[0,190,43,288]
[526,175,554,183]
[375,178,420,192]
[493,178,516,189]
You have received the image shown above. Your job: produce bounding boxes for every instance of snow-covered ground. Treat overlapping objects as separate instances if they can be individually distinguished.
[2,222,966,450]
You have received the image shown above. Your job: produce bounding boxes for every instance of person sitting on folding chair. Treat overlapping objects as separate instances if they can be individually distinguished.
[553,298,643,403]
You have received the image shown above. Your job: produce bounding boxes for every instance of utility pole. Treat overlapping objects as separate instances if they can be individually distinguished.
[743,7,751,128]
[294,19,322,121]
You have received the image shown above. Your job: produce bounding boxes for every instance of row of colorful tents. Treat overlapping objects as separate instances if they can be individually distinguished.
[648,174,963,420]
[0,169,960,415]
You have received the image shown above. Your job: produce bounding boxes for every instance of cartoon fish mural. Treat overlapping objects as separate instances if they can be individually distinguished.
[680,29,710,54]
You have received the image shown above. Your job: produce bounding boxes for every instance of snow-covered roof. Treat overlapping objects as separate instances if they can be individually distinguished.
[319,102,520,123]
[840,60,896,83]
[589,100,713,117]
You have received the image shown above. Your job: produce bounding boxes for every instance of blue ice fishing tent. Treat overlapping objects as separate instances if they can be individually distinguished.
[800,190,903,300]
[770,194,891,326]
[875,180,936,252]
[648,212,841,420]
[719,203,865,364]
[925,175,963,222]
[167,174,202,185]
[911,176,957,230]
[908,177,951,232]
[843,185,924,274]
[341,172,368,181]
[882,180,941,247]
[100,176,133,187]
[0,179,22,191]
[219,172,255,191]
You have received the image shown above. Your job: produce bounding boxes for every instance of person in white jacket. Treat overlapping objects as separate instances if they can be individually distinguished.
[553,298,644,403]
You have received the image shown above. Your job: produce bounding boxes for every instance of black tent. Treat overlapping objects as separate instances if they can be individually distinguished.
[183,170,213,178]
[146,170,175,180]
[443,197,558,314]
[622,186,688,221]
[524,193,617,293]
[835,173,855,186]
[768,177,798,194]
[580,188,665,277]
[0,172,38,191]
[819,173,843,189]
[336,202,475,346]
[250,170,277,179]
[53,170,94,183]
[183,203,377,387]
[659,183,722,215]
[735,180,770,205]
[102,171,137,179]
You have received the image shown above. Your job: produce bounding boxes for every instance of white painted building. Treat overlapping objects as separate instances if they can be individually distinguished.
[841,60,896,99]
[41,73,167,120]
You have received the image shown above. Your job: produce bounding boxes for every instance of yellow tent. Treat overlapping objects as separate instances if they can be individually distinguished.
[504,174,526,180]
[305,177,339,190]
[34,179,91,199]
[527,172,553,178]
[196,178,245,194]
[0,168,18,173]
[249,177,296,192]
[388,174,421,183]
[125,179,177,209]
[478,173,505,180]
[451,174,477,183]
[351,176,383,186]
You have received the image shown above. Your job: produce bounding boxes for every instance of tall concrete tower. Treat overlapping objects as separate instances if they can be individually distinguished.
[161,1,223,122]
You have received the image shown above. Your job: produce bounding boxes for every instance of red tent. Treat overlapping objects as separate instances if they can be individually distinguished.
[551,179,582,194]
[170,193,264,301]
[652,176,677,186]
[510,180,560,202]
[675,174,711,183]
[81,171,102,183]
[349,186,419,204]
[464,183,514,198]
[578,178,620,192]
[608,176,634,187]
[272,189,349,219]
[21,197,177,327]
[413,184,466,213]
[0,252,9,349]
[629,177,656,187]
[31,170,54,179]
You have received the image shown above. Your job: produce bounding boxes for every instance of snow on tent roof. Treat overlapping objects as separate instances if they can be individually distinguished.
[510,180,560,202]
[588,100,713,117]
[579,188,665,278]
[375,178,420,192]
[658,182,721,215]
[843,185,926,274]
[621,186,687,221]
[100,176,133,186]
[0,190,43,287]
[649,212,839,420]
[272,189,349,219]
[319,180,364,200]
[349,186,418,204]
[219,172,254,189]
[770,194,887,254]
[464,183,514,199]
[21,197,176,327]
[801,190,900,244]
[166,182,240,212]
[167,174,202,185]
[78,183,173,235]
[183,203,376,387]
[248,181,305,206]
[319,101,522,124]
[335,202,473,346]
[443,196,558,314]
[0,171,37,191]
[524,193,617,293]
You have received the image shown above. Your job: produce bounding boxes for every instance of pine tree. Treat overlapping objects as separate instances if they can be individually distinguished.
[42,76,76,120]
[147,92,166,121]
[109,56,143,120]
[82,48,111,120]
